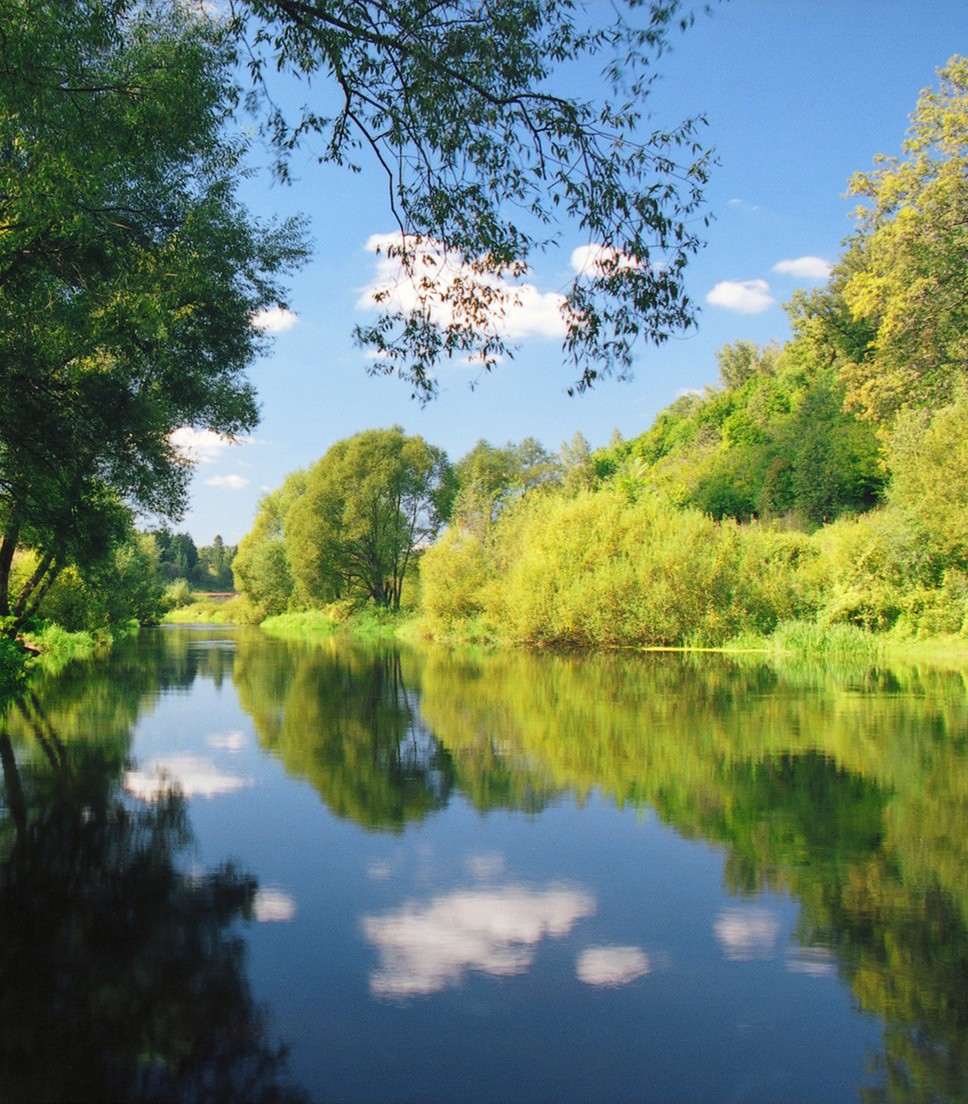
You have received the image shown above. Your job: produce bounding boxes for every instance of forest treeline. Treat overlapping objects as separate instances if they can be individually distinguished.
[5,54,968,672]
[226,57,968,652]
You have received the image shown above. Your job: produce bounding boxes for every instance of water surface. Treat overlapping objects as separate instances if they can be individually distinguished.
[3,626,968,1102]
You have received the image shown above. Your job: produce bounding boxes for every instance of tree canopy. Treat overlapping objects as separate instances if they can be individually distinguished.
[840,55,968,422]
[0,0,306,632]
[285,428,452,609]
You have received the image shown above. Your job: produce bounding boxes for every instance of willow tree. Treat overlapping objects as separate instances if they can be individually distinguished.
[284,428,452,610]
[0,0,307,632]
[231,0,715,396]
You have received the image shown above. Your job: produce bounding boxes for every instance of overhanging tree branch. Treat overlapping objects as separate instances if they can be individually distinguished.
[233,0,716,396]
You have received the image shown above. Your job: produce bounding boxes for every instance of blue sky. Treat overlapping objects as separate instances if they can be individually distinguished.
[175,0,966,545]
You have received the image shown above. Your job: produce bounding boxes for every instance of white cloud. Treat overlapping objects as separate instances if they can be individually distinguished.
[124,755,254,800]
[772,256,833,280]
[714,908,780,961]
[358,232,567,342]
[251,305,299,333]
[361,883,596,999]
[253,887,297,922]
[204,474,250,490]
[576,945,652,988]
[169,426,236,464]
[206,731,247,753]
[569,243,642,275]
[706,279,776,314]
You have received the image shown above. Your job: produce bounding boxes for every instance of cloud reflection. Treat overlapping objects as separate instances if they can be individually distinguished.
[124,755,253,800]
[714,908,780,961]
[576,945,652,988]
[362,884,596,998]
[467,853,506,880]
[253,887,297,922]
[786,946,837,977]
[206,731,247,753]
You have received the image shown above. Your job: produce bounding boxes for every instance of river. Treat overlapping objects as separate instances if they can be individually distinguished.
[1,624,967,1102]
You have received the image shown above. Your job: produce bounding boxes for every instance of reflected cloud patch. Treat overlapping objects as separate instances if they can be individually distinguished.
[786,946,837,977]
[362,884,596,999]
[206,731,247,753]
[714,908,780,961]
[253,887,297,922]
[124,755,254,800]
[368,860,393,881]
[576,945,652,988]
[467,853,506,881]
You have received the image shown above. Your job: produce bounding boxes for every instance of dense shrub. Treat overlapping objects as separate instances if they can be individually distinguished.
[420,489,824,648]
[418,530,495,638]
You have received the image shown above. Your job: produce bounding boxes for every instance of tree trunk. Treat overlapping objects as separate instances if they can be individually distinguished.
[11,553,60,632]
[0,525,19,620]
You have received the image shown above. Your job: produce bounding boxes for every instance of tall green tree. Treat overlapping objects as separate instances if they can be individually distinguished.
[841,55,968,423]
[0,0,306,634]
[284,428,452,610]
[232,471,307,617]
[452,437,560,539]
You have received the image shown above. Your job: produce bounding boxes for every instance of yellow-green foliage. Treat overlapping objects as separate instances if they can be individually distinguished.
[491,490,736,646]
[889,395,968,565]
[422,489,822,648]
[811,507,959,635]
[418,529,495,638]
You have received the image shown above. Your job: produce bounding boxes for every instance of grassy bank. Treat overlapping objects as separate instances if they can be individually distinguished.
[261,605,414,644]
[159,591,968,672]
[255,607,968,672]
[0,623,110,697]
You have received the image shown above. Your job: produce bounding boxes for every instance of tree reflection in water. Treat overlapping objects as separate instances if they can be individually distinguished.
[0,699,305,1104]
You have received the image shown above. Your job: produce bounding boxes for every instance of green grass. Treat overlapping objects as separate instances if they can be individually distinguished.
[880,631,968,668]
[764,620,884,664]
[163,600,235,624]
[260,609,339,640]
[260,605,418,644]
[21,623,103,674]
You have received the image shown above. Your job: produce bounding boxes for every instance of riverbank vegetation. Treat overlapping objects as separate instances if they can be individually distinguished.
[229,58,968,660]
[4,21,968,671]
[0,0,306,674]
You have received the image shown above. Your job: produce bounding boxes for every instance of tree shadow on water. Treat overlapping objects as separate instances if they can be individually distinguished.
[0,707,307,1104]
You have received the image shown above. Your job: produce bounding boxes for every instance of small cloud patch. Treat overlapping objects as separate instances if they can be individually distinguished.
[358,232,568,343]
[124,755,253,800]
[204,474,250,490]
[706,279,776,314]
[772,256,833,280]
[714,907,780,961]
[253,887,297,922]
[169,427,236,463]
[251,306,299,333]
[206,731,247,753]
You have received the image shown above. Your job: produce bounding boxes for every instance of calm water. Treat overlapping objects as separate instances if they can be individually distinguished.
[2,626,968,1103]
